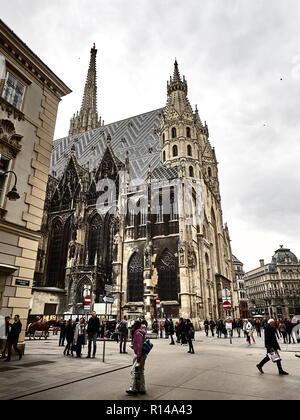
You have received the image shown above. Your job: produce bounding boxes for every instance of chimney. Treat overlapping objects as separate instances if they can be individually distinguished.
[259,259,265,267]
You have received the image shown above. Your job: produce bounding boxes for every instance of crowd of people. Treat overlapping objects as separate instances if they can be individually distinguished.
[202,317,299,345]
[2,312,300,395]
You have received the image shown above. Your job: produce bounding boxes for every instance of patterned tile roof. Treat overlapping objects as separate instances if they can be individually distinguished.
[50,108,165,181]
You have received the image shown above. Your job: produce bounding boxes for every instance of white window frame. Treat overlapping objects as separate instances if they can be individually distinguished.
[2,71,25,110]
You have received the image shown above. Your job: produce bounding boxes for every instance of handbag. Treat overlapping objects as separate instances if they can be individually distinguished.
[268,350,281,363]
[71,342,77,352]
[142,338,153,355]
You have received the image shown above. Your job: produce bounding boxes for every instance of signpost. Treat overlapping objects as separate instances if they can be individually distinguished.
[84,295,91,312]
[102,295,114,363]
[156,297,161,316]
[223,301,232,311]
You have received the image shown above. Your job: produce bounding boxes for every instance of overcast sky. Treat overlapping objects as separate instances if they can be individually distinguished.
[2,0,300,271]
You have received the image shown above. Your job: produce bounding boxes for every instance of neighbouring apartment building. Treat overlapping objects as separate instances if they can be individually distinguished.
[245,246,300,319]
[0,19,71,352]
[232,255,248,318]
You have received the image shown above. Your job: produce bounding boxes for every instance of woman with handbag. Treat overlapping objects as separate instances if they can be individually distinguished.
[126,320,147,395]
[74,318,86,358]
[256,319,288,375]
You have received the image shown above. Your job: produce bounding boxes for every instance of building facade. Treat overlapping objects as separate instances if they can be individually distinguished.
[0,19,71,349]
[32,47,237,326]
[245,246,300,319]
[232,255,248,318]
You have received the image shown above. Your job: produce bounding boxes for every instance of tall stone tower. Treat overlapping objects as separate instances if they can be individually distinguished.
[69,44,102,136]
[160,60,205,180]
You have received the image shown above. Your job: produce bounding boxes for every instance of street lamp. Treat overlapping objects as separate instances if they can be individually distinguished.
[0,170,20,201]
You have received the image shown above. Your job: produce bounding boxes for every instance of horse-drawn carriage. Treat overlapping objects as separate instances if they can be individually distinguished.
[26,317,57,340]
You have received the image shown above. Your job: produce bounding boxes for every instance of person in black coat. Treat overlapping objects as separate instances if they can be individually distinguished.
[86,311,100,358]
[5,315,22,362]
[186,319,195,354]
[204,319,209,336]
[59,319,66,347]
[168,319,175,345]
[256,319,288,375]
[63,319,75,356]
[209,320,216,337]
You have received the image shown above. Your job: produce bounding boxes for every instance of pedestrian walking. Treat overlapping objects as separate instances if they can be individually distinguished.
[58,318,66,347]
[255,319,262,337]
[63,319,74,356]
[74,318,86,358]
[86,311,100,358]
[216,319,223,338]
[204,319,209,336]
[256,319,289,375]
[159,320,164,338]
[186,319,195,354]
[178,318,187,345]
[243,319,252,345]
[1,316,11,359]
[5,315,22,362]
[126,320,147,395]
[209,320,215,337]
[118,315,129,354]
[278,320,287,344]
[286,319,296,344]
[168,319,175,345]
[164,319,169,339]
[152,318,158,334]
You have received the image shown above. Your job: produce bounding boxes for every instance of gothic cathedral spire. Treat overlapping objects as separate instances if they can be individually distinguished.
[69,44,102,136]
[160,60,203,178]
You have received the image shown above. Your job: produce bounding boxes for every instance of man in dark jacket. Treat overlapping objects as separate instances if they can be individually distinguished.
[209,320,216,337]
[5,315,22,362]
[118,315,129,354]
[256,319,288,375]
[204,319,209,336]
[86,312,100,358]
[168,319,175,345]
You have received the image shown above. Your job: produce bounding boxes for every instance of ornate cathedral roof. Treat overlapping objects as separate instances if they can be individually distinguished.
[51,108,165,181]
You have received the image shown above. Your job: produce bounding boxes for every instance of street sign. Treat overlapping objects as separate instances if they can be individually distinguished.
[103,295,114,304]
[156,297,160,306]
[84,295,91,305]
[105,284,113,293]
[223,301,232,310]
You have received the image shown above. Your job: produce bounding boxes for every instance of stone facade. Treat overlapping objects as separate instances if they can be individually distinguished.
[245,246,300,319]
[33,49,238,327]
[0,19,71,349]
[232,255,248,318]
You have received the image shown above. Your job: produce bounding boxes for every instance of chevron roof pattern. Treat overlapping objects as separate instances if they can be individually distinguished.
[50,108,167,182]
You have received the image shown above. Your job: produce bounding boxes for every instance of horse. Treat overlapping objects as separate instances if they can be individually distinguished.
[27,319,53,340]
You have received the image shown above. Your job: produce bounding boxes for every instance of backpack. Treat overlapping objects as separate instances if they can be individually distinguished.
[142,337,153,355]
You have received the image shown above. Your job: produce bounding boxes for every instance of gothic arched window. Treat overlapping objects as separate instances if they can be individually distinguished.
[88,213,102,266]
[127,253,144,302]
[171,127,177,138]
[162,151,166,162]
[47,218,71,289]
[189,166,194,177]
[186,127,191,138]
[172,145,178,157]
[157,249,179,301]
[187,144,192,157]
[208,167,212,177]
